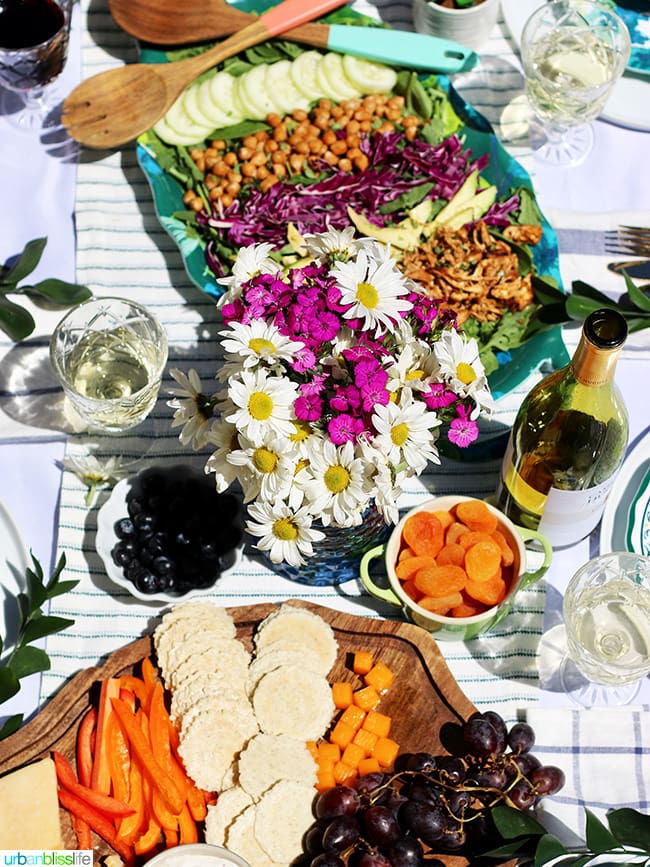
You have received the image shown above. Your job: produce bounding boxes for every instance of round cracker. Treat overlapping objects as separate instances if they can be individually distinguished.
[156,601,236,638]
[168,640,250,692]
[171,670,246,722]
[226,804,279,867]
[237,733,317,800]
[252,665,334,741]
[254,780,316,863]
[246,645,326,697]
[204,786,254,847]
[254,605,338,674]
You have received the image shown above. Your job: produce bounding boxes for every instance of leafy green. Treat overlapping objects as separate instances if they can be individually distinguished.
[0,553,78,740]
[487,804,650,865]
[0,238,92,341]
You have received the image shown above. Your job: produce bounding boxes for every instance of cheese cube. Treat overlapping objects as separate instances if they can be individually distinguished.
[0,757,63,848]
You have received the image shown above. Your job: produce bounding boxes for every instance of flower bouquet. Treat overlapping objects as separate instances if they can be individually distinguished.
[169,228,493,583]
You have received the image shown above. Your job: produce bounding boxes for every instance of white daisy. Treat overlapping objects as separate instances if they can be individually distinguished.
[227,435,297,504]
[205,419,244,492]
[386,334,435,396]
[60,452,132,506]
[330,248,412,337]
[217,241,279,301]
[217,320,304,380]
[371,395,441,475]
[225,368,298,444]
[246,500,325,567]
[433,329,495,414]
[302,225,373,262]
[302,440,372,527]
[357,437,403,526]
[168,367,218,449]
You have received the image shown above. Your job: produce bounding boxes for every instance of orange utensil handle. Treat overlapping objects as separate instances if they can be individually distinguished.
[261,0,348,37]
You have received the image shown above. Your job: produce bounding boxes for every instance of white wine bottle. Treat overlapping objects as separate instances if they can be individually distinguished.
[495,308,628,548]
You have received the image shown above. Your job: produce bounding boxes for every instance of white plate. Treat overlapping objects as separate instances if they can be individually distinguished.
[600,428,650,554]
[626,466,650,554]
[0,498,30,657]
[96,465,243,604]
[501,0,650,132]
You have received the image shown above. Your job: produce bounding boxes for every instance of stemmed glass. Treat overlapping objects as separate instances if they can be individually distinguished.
[520,0,631,167]
[0,0,73,131]
[560,552,650,706]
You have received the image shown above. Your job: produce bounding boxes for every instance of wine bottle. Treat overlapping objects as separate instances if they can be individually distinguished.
[495,308,628,548]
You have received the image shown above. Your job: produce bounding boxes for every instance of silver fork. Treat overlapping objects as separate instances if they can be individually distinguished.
[604,225,650,257]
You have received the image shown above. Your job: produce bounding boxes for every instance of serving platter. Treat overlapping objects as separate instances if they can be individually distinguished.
[0,600,499,865]
[600,427,650,554]
[135,1,569,400]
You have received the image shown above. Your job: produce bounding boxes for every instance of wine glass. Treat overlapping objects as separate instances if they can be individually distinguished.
[0,0,73,131]
[520,0,631,167]
[560,552,650,706]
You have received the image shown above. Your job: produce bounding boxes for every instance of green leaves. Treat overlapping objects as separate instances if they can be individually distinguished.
[489,803,650,865]
[0,237,92,341]
[0,552,78,739]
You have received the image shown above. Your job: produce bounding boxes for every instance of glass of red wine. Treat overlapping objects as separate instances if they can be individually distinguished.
[0,0,73,131]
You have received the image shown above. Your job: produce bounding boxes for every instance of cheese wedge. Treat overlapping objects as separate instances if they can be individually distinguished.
[0,757,63,848]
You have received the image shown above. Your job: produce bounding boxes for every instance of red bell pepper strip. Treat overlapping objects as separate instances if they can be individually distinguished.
[58,787,135,866]
[76,706,96,788]
[53,750,135,818]
[91,678,121,794]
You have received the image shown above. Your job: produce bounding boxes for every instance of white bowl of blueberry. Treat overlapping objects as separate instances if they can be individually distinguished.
[96,463,243,602]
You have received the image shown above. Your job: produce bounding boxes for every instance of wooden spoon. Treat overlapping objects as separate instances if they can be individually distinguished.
[61,0,348,150]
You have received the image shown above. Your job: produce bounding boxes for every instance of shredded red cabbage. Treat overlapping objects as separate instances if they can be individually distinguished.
[198,131,519,268]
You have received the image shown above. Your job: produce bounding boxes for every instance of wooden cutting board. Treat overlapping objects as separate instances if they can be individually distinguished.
[0,601,496,866]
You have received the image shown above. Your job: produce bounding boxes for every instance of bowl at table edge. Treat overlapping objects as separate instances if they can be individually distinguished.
[143,843,250,866]
[360,494,552,640]
[412,0,501,51]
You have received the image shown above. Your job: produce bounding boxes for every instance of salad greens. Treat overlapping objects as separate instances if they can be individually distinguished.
[139,38,561,376]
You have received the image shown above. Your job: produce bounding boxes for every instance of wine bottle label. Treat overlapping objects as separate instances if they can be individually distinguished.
[537,476,617,548]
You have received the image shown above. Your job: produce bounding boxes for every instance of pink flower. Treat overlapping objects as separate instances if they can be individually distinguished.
[448,405,479,448]
[328,413,365,445]
[291,347,317,374]
[423,382,457,410]
[294,393,323,422]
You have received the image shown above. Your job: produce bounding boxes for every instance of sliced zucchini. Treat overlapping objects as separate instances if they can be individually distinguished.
[290,50,325,100]
[202,71,245,127]
[317,52,363,101]
[238,63,282,119]
[163,95,213,141]
[181,83,216,129]
[264,59,311,115]
[153,113,211,147]
[341,55,398,94]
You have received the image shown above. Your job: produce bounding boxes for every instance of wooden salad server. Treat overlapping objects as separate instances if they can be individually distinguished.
[61,0,349,149]
[107,0,478,74]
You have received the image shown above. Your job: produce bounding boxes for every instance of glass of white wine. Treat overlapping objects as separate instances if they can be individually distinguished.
[50,297,168,433]
[520,0,631,167]
[561,552,650,706]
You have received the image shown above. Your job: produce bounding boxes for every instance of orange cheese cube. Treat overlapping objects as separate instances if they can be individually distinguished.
[329,720,355,750]
[340,704,366,732]
[362,710,391,738]
[352,651,374,675]
[317,741,341,768]
[374,736,400,768]
[352,727,378,756]
[342,742,366,769]
[331,682,354,709]
[353,686,380,712]
[358,757,381,777]
[333,760,357,785]
[316,769,336,793]
[364,661,395,693]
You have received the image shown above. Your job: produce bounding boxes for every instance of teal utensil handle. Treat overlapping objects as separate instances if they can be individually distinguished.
[326,24,478,74]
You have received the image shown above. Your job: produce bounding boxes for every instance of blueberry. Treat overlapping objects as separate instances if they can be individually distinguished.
[112,540,136,567]
[134,512,156,532]
[114,517,136,539]
[134,569,159,594]
[127,495,145,518]
[148,531,169,556]
[153,555,175,579]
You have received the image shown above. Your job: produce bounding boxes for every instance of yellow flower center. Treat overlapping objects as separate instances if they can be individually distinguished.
[356,281,379,309]
[406,369,424,381]
[324,465,350,494]
[252,447,278,474]
[249,337,276,357]
[456,362,477,385]
[295,458,309,476]
[248,391,273,420]
[272,516,299,541]
[290,420,312,442]
[391,422,409,447]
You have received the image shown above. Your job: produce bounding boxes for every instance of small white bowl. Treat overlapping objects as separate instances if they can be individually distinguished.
[96,464,243,604]
[144,843,250,867]
[412,0,501,51]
